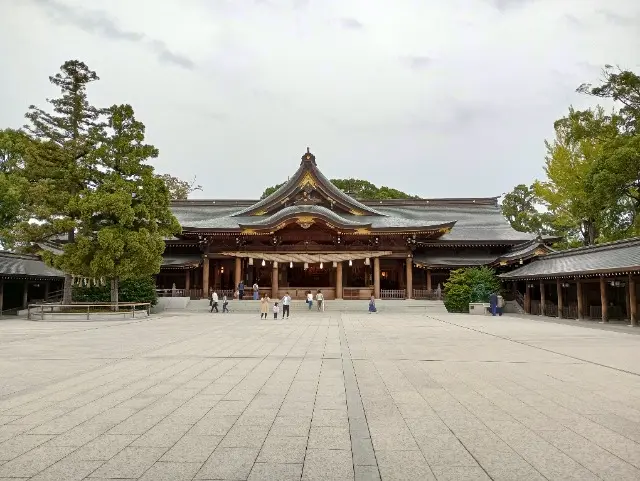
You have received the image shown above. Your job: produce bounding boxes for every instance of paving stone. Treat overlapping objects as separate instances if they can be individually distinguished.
[29,459,103,481]
[269,416,311,437]
[219,424,270,448]
[89,446,166,478]
[72,433,138,461]
[0,434,53,461]
[248,463,303,481]
[190,414,239,436]
[0,444,76,478]
[257,436,307,464]
[138,461,201,481]
[355,465,382,481]
[302,449,353,481]
[307,425,351,450]
[430,466,492,481]
[195,447,259,480]
[311,408,349,427]
[161,434,222,463]
[375,450,436,481]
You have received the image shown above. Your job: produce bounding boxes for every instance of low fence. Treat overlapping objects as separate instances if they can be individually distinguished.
[27,302,151,320]
[380,289,405,299]
[412,289,442,300]
[156,289,202,299]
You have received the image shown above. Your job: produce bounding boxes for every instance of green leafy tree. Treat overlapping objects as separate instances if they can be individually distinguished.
[260,178,419,200]
[57,104,180,307]
[73,277,158,305]
[157,173,202,200]
[443,267,501,313]
[16,60,105,303]
[578,66,640,236]
[500,184,557,235]
[0,129,29,247]
[534,107,616,245]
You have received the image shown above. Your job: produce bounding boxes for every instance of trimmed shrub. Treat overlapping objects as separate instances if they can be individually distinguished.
[73,277,158,305]
[443,267,501,313]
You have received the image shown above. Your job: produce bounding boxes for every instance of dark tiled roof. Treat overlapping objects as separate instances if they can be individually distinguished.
[241,205,370,228]
[499,238,640,279]
[493,239,554,263]
[0,251,64,279]
[413,253,498,268]
[170,201,533,242]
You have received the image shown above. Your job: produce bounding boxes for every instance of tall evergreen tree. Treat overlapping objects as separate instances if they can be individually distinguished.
[61,105,180,307]
[18,60,105,303]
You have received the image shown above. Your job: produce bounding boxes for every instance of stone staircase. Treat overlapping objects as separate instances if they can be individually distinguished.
[182,298,448,314]
[505,300,525,314]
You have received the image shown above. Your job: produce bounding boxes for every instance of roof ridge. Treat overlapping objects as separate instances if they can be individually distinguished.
[542,237,640,258]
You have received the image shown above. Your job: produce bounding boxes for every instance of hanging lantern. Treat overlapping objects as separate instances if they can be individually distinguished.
[249,257,254,266]
[349,259,353,266]
[220,266,224,273]
[304,262,309,270]
[261,259,266,267]
[365,257,370,266]
[289,261,293,268]
[320,262,323,269]
[333,261,337,268]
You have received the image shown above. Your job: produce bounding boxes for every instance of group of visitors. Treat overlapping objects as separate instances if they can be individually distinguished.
[209,291,229,313]
[260,292,291,319]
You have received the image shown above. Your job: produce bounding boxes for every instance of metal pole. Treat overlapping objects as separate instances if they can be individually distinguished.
[87,305,90,320]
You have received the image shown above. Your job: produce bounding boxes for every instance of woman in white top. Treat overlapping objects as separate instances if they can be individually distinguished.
[306,291,313,310]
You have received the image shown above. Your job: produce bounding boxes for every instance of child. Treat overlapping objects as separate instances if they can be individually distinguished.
[316,290,324,311]
[306,291,313,310]
[273,301,279,319]
[222,295,229,313]
[368,295,377,313]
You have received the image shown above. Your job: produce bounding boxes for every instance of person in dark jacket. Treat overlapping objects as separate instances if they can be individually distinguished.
[489,292,498,316]
[238,281,245,300]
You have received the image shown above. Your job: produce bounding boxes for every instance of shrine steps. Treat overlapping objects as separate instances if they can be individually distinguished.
[182,299,447,314]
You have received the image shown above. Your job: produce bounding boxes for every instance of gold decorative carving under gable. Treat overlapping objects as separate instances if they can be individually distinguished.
[296,216,315,229]
[241,228,256,234]
[355,228,370,234]
[298,172,317,188]
[534,248,548,256]
[251,210,267,216]
[349,209,365,216]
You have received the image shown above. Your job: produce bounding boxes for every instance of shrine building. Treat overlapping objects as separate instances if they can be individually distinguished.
[157,148,548,301]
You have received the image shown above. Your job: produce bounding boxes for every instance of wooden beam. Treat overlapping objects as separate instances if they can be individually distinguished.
[0,279,4,318]
[272,262,279,299]
[600,277,608,323]
[202,257,210,297]
[405,258,413,299]
[557,279,563,319]
[629,274,637,327]
[373,257,381,299]
[577,280,584,320]
[336,262,343,299]
[22,280,29,310]
[539,280,545,316]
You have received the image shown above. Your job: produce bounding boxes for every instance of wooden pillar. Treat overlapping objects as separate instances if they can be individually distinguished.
[336,262,343,299]
[0,279,4,318]
[373,257,381,299]
[577,280,584,320]
[213,262,219,290]
[44,281,50,302]
[600,277,608,323]
[234,257,242,290]
[557,279,563,319]
[185,270,191,291]
[525,283,531,314]
[427,269,432,291]
[629,274,637,327]
[22,280,29,309]
[271,262,279,299]
[406,258,413,299]
[539,280,545,316]
[202,256,210,297]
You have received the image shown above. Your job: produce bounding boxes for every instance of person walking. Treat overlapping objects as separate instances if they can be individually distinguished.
[316,290,324,311]
[489,292,498,316]
[368,295,377,313]
[281,292,291,319]
[222,295,229,313]
[497,294,504,316]
[260,293,269,319]
[238,281,245,300]
[273,302,280,319]
[210,291,219,313]
[252,282,259,300]
[306,291,313,310]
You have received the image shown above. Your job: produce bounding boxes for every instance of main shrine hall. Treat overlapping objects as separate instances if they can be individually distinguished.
[157,149,547,300]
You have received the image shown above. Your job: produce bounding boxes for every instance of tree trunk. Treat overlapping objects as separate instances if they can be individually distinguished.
[110,277,119,311]
[63,274,73,305]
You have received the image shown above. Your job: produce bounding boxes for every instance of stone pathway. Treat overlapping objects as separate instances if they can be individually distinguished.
[1,311,640,480]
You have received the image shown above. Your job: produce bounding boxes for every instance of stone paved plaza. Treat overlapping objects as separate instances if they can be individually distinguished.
[1,311,640,480]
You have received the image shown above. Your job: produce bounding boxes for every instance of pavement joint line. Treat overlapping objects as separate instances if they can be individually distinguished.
[338,314,381,479]
[426,314,640,378]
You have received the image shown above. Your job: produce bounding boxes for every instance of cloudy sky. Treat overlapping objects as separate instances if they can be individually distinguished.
[1,0,638,200]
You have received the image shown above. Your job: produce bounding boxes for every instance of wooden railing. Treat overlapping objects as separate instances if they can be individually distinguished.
[413,289,442,300]
[381,289,406,299]
[514,290,524,310]
[156,288,202,299]
[27,302,151,320]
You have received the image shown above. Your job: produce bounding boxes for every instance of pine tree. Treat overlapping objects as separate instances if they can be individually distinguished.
[19,60,105,303]
[61,104,180,308]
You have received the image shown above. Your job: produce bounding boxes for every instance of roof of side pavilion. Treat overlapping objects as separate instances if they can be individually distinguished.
[169,149,536,244]
[499,237,640,280]
[0,251,64,280]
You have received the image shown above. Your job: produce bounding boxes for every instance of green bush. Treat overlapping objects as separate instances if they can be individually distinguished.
[443,267,501,313]
[73,277,158,305]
